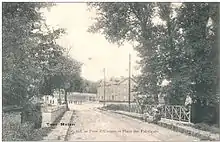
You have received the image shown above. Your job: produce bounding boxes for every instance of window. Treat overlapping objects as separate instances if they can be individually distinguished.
[41,98,44,102]
[46,96,49,101]
[112,95,114,100]
[124,85,127,92]
[124,96,126,100]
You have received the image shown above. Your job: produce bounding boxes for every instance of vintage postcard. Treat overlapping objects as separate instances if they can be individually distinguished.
[2,1,220,141]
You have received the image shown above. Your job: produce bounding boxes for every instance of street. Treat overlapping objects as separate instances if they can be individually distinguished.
[67,103,199,141]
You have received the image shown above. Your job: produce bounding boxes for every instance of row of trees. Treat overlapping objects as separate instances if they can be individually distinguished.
[2,3,97,109]
[82,79,98,94]
[88,3,219,124]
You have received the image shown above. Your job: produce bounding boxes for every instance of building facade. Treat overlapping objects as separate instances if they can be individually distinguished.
[97,77,136,102]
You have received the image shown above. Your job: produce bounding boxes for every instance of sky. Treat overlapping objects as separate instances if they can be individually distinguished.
[43,3,141,82]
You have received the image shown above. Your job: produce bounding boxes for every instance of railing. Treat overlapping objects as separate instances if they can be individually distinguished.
[145,105,191,123]
[105,103,191,123]
[144,105,157,116]
[130,103,142,113]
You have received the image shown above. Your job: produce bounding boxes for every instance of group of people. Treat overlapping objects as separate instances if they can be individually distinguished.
[73,101,83,104]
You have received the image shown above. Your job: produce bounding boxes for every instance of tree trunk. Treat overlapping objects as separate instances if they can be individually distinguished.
[64,89,69,111]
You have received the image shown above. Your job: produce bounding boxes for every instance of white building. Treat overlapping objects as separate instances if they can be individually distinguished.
[97,77,137,102]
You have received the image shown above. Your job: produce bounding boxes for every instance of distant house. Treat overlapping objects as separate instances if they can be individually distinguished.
[97,77,137,102]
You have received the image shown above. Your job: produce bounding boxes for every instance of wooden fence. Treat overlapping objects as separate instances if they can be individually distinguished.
[145,105,191,123]
[130,103,142,113]
[106,103,191,123]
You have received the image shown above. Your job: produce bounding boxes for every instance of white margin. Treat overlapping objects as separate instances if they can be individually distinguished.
[1,0,220,2]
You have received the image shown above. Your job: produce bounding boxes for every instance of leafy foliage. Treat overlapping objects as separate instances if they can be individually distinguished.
[88,2,219,123]
[2,3,83,108]
[3,2,51,105]
[81,79,98,94]
[88,3,160,104]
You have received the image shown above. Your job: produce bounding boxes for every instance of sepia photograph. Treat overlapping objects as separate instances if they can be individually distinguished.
[2,1,220,141]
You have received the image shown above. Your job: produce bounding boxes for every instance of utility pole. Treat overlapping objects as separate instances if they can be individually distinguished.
[128,54,131,112]
[103,68,106,106]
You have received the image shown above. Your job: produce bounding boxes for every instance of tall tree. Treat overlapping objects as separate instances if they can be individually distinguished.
[88,3,160,104]
[176,3,219,123]
[2,2,65,106]
[51,55,82,110]
[3,2,46,105]
[88,2,219,107]
[177,3,218,104]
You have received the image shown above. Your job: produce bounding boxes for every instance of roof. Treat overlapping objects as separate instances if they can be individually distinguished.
[118,77,137,84]
[82,93,96,97]
[98,77,137,87]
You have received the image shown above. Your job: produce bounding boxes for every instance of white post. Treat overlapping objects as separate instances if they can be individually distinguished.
[103,68,106,106]
[188,105,191,123]
[171,106,173,120]
[165,106,167,118]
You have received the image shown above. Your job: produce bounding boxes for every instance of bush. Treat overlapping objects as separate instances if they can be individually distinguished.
[194,123,211,132]
[48,104,53,106]
[103,104,127,111]
[103,104,137,112]
[103,104,118,110]
[3,120,34,141]
[21,103,42,129]
[3,112,21,140]
[29,127,51,141]
[19,122,35,140]
[194,123,220,134]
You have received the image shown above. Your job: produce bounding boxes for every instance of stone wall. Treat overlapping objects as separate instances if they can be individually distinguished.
[41,105,66,127]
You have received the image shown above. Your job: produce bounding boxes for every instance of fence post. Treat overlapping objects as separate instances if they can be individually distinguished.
[165,106,166,118]
[179,106,181,121]
[188,105,191,123]
[171,106,173,120]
